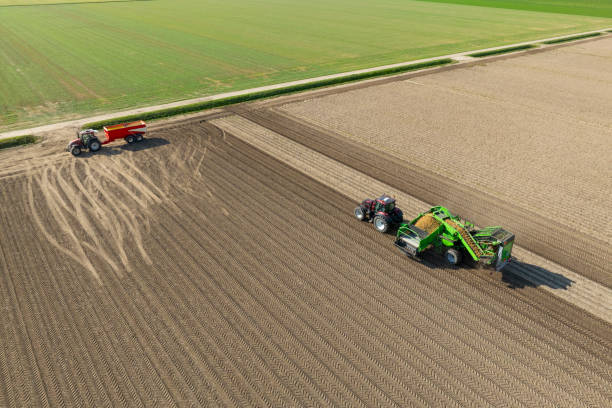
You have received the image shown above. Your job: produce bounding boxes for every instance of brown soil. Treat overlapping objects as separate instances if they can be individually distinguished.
[229,107,612,289]
[278,37,612,243]
[413,214,440,234]
[211,113,612,324]
[0,120,611,406]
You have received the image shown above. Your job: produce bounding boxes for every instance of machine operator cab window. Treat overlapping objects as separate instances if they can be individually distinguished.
[375,195,395,213]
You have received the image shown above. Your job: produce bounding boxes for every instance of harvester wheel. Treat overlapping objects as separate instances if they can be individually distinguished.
[126,135,136,144]
[373,215,390,233]
[445,248,462,266]
[354,207,366,221]
[135,134,144,142]
[89,140,101,152]
[70,146,82,156]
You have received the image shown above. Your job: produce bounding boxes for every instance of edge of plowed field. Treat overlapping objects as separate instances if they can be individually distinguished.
[1,28,610,140]
[226,107,611,290]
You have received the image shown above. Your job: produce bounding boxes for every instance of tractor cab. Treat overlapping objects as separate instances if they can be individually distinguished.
[354,194,403,233]
[67,129,102,156]
[77,129,98,144]
[374,195,396,213]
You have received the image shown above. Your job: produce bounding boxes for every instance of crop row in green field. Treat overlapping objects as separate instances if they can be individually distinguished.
[422,0,612,19]
[0,0,610,132]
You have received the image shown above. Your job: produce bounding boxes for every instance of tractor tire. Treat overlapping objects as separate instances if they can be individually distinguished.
[70,146,82,156]
[445,248,462,266]
[373,215,390,233]
[135,134,144,142]
[89,140,101,152]
[126,135,136,144]
[354,206,366,221]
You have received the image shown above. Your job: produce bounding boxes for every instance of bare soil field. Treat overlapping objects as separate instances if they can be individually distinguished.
[212,113,612,323]
[1,120,611,406]
[277,36,612,244]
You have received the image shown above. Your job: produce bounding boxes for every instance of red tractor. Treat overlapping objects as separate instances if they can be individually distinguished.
[67,120,147,156]
[354,194,403,233]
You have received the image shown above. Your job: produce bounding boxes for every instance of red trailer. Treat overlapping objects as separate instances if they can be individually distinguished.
[67,120,147,156]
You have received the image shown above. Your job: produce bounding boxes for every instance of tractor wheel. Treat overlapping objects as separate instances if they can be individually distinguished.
[445,248,462,266]
[354,206,366,221]
[70,146,82,156]
[135,134,144,142]
[89,140,101,152]
[126,135,136,144]
[373,215,390,233]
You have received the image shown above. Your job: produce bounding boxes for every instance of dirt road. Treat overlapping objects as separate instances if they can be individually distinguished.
[1,121,611,406]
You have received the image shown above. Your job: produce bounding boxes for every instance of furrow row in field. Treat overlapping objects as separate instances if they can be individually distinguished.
[1,116,610,406]
[173,126,612,404]
[211,114,612,322]
[225,131,611,387]
[227,107,612,287]
[211,118,612,358]
[212,130,612,373]
[168,152,464,407]
[26,178,156,407]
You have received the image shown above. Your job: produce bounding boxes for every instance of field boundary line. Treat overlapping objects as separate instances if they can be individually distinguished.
[1,27,610,139]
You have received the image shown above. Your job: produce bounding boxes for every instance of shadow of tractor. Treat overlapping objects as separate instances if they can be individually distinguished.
[74,137,170,157]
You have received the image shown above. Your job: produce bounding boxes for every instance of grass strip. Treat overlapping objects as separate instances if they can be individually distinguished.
[82,58,453,129]
[541,32,601,44]
[468,44,535,58]
[0,135,39,150]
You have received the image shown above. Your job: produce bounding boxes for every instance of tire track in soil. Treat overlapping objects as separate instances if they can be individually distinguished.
[8,176,189,406]
[29,194,163,408]
[198,132,608,406]
[230,107,611,288]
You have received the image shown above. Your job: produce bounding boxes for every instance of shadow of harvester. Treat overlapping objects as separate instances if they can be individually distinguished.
[407,251,573,291]
[499,259,574,290]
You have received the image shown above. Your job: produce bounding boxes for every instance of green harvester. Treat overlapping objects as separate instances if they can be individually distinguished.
[394,206,514,270]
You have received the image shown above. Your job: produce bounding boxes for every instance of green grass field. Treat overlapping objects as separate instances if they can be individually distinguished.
[0,0,610,131]
[0,0,124,5]
[421,0,612,19]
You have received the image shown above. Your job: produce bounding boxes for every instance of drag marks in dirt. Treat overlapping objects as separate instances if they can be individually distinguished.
[25,157,158,283]
[17,129,221,284]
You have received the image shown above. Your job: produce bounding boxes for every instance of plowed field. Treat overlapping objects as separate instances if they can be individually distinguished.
[279,36,612,243]
[2,37,612,407]
[1,119,611,407]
